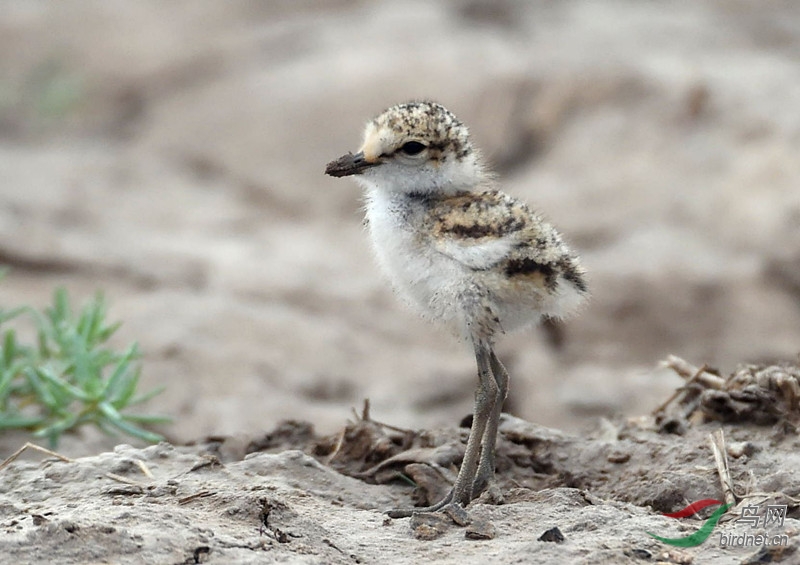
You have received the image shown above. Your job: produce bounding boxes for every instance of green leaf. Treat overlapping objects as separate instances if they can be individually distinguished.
[2,329,17,368]
[96,320,121,344]
[33,411,80,439]
[103,344,140,406]
[106,416,164,443]
[33,366,91,402]
[77,294,103,344]
[110,374,138,410]
[24,367,60,411]
[0,414,46,429]
[71,337,100,393]
[53,288,71,322]
[98,400,123,422]
[36,324,50,358]
[129,385,167,407]
[0,305,26,325]
[0,367,16,400]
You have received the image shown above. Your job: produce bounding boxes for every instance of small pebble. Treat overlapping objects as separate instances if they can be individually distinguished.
[465,519,496,540]
[538,526,565,543]
[410,513,449,541]
[444,505,471,526]
[607,450,631,464]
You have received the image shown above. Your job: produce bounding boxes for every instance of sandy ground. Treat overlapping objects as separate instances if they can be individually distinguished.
[1,1,800,563]
[2,363,800,564]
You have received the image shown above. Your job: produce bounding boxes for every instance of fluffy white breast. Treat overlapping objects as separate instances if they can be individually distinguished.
[361,184,465,322]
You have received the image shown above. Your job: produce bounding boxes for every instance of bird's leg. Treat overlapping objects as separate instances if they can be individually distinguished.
[387,342,498,518]
[471,350,509,501]
[449,343,497,506]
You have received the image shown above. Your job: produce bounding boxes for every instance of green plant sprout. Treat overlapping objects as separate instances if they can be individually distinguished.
[0,283,169,447]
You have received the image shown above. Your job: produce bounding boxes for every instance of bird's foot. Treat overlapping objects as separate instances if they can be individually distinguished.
[386,489,454,519]
[389,501,473,527]
[387,481,477,520]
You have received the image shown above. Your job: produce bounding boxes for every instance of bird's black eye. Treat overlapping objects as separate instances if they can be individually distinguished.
[400,141,427,155]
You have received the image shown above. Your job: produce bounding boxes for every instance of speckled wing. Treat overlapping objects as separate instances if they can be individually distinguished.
[428,190,588,297]
[427,191,532,271]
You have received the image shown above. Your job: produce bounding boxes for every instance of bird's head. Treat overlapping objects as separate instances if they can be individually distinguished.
[325,101,489,195]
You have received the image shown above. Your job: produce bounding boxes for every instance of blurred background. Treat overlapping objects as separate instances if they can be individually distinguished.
[1,0,799,456]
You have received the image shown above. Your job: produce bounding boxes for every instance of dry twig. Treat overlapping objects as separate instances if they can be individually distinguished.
[708,430,737,508]
[0,442,72,472]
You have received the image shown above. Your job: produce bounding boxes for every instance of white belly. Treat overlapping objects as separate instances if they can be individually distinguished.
[364,188,466,325]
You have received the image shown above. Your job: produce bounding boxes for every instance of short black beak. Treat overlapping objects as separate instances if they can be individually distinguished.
[325,151,378,178]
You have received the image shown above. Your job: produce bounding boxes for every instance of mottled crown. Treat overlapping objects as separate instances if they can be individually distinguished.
[362,101,474,163]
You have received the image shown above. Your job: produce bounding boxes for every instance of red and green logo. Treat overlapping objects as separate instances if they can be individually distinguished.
[647,499,731,547]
